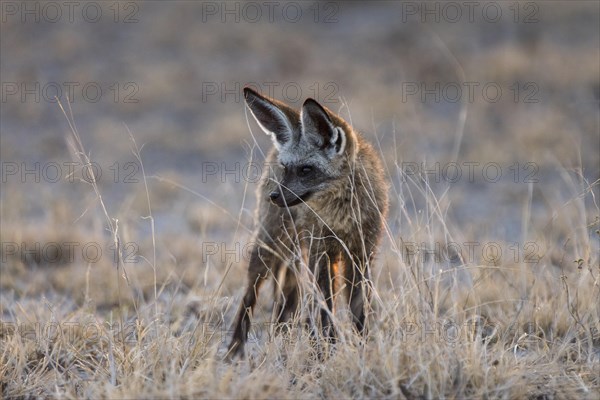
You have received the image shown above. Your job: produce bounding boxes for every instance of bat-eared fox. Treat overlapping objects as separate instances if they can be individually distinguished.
[227,87,388,359]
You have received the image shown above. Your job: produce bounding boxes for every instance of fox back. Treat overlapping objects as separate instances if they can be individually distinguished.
[227,87,388,359]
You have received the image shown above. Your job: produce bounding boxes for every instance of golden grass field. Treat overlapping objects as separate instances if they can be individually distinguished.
[1,2,599,398]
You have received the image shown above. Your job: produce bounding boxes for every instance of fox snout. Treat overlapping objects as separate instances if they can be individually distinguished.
[269,191,280,202]
[269,186,311,207]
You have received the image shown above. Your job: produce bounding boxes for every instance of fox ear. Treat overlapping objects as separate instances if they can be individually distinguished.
[244,87,293,148]
[301,98,346,157]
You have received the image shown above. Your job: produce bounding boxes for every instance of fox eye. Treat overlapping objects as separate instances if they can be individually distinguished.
[298,165,313,177]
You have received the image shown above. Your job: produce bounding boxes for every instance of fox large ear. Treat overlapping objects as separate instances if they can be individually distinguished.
[244,87,293,148]
[301,98,346,157]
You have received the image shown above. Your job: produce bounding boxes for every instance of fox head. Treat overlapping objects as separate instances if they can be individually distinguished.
[244,87,358,207]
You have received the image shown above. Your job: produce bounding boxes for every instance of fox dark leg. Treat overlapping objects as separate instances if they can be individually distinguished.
[307,249,336,342]
[227,245,277,359]
[344,253,372,335]
[273,265,299,324]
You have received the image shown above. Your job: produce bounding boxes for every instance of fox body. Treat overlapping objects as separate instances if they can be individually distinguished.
[228,88,388,358]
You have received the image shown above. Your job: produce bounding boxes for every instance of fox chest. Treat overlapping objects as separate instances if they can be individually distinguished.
[296,193,364,239]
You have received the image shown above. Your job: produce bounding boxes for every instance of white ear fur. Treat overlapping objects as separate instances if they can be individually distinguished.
[333,126,346,155]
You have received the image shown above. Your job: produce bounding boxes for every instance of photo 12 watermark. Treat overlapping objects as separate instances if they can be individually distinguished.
[1,81,140,104]
[200,1,340,24]
[201,81,340,104]
[1,161,143,184]
[400,2,540,24]
[399,240,542,265]
[0,320,140,346]
[194,160,540,185]
[1,160,541,186]
[399,161,539,184]
[199,240,542,265]
[1,240,140,266]
[1,1,140,24]
[400,81,540,104]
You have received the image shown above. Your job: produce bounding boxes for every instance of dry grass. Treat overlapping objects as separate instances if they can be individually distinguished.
[1,103,598,398]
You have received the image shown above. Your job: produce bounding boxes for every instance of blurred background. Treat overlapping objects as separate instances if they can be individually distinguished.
[1,1,598,291]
